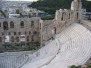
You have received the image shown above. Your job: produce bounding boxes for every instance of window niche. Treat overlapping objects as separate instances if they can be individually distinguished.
[11,36,14,42]
[31,35,34,41]
[3,21,8,30]
[77,12,79,20]
[27,36,29,42]
[0,37,2,42]
[0,22,1,27]
[20,21,24,28]
[68,13,70,19]
[16,36,19,42]
[10,21,14,28]
[61,12,64,21]
[31,20,34,27]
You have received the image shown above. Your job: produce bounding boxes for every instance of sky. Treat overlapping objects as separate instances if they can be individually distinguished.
[4,0,38,2]
[3,0,91,2]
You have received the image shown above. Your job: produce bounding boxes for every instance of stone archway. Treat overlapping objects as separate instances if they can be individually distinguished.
[0,37,2,42]
[3,21,8,30]
[54,27,56,34]
[52,27,56,35]
[77,12,79,20]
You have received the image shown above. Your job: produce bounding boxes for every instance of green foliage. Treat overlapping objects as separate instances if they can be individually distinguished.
[16,9,23,16]
[70,65,81,68]
[70,65,77,68]
[29,0,73,14]
[10,21,14,28]
[0,42,40,52]
[0,10,6,17]
[41,14,54,20]
[29,0,88,15]
[16,9,20,14]
[87,64,91,68]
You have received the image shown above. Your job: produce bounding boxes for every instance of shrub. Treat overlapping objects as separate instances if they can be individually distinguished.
[70,65,77,68]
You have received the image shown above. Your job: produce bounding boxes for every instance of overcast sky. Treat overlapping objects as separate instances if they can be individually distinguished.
[4,0,38,2]
[3,0,91,2]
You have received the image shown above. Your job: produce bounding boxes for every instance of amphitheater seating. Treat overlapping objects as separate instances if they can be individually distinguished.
[1,23,91,68]
[0,52,30,68]
[21,23,91,68]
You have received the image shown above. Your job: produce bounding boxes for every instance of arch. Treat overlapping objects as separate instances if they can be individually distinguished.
[40,23,41,29]
[54,27,56,34]
[31,35,34,41]
[3,21,8,30]
[20,21,24,28]
[11,36,14,42]
[25,31,27,34]
[71,12,73,20]
[77,12,79,20]
[14,32,16,35]
[29,31,31,35]
[33,31,37,35]
[0,22,1,27]
[61,12,64,20]
[2,32,4,35]
[61,12,66,21]
[8,32,11,35]
[18,32,21,35]
[68,13,70,19]
[27,36,29,42]
[0,37,2,42]
[52,27,57,36]
[31,20,34,27]
[10,21,14,28]
[16,36,19,42]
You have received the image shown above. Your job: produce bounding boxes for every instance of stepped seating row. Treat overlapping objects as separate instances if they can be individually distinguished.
[22,23,91,68]
[29,39,60,62]
[1,23,91,68]
[0,54,29,68]
[80,20,91,31]
[41,23,91,68]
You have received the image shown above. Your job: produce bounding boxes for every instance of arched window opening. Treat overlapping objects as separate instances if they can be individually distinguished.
[52,27,56,35]
[0,37,2,42]
[31,35,34,41]
[77,13,79,20]
[8,32,11,35]
[2,32,4,35]
[10,21,14,28]
[0,22,1,27]
[18,32,21,35]
[16,36,19,42]
[61,12,64,20]
[40,23,41,29]
[27,36,29,42]
[11,36,14,42]
[3,21,8,30]
[29,31,31,35]
[25,31,27,34]
[33,31,37,35]
[69,13,70,19]
[31,20,34,27]
[14,32,16,35]
[20,21,24,28]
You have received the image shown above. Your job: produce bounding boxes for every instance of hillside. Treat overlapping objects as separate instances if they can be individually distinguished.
[28,0,87,15]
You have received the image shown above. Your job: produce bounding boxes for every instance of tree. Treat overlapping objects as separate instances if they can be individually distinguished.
[29,0,87,15]
[16,9,20,14]
[0,10,6,17]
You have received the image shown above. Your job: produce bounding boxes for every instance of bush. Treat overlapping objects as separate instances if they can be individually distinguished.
[87,64,91,68]
[70,65,77,68]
